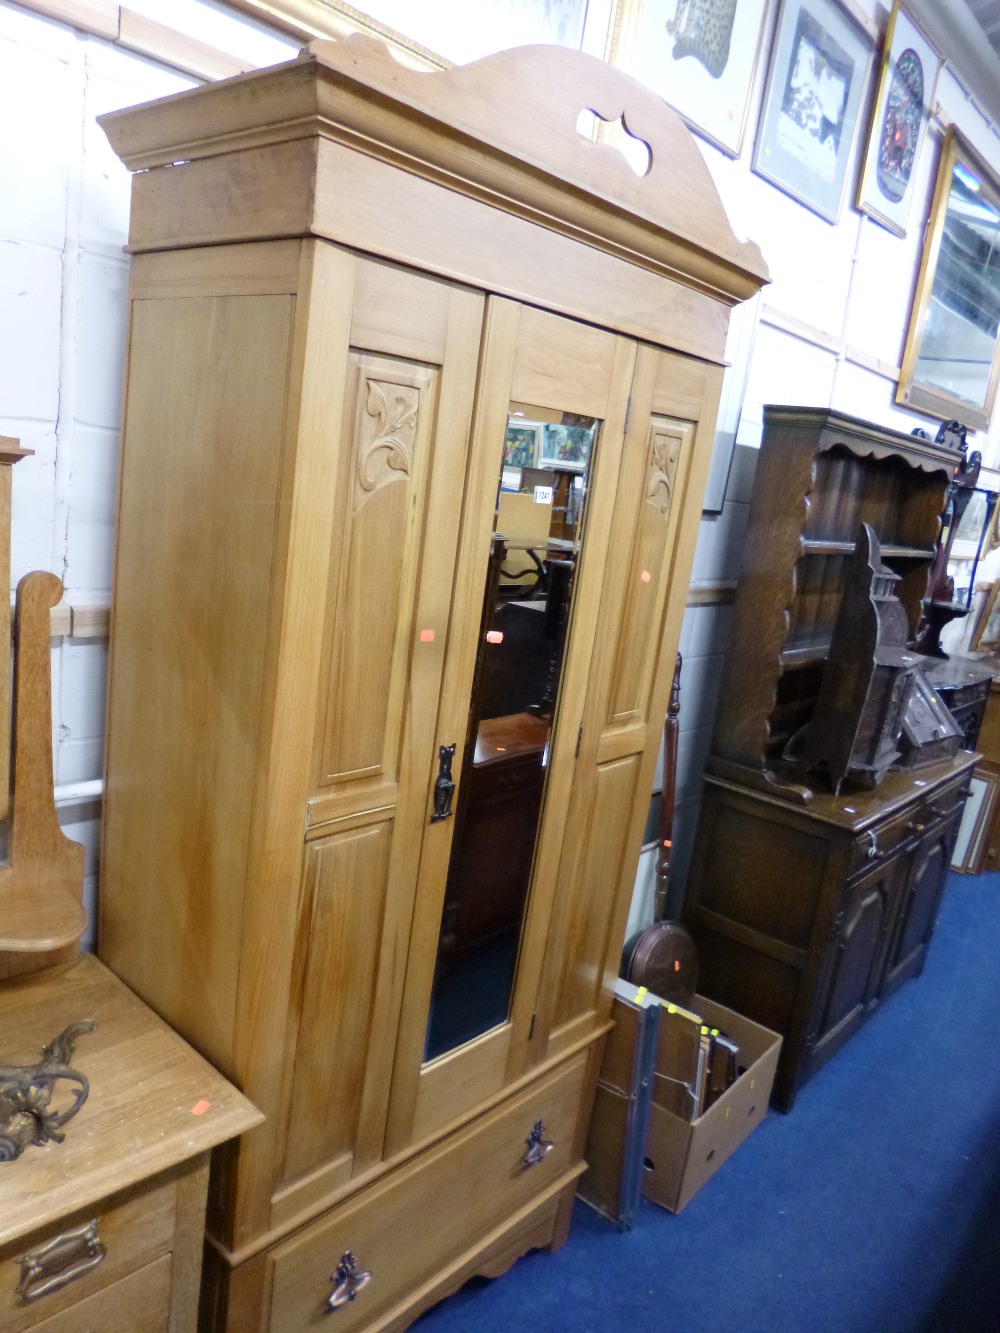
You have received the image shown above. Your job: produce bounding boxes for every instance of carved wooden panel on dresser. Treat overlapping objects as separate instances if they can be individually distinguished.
[684,408,977,1111]
[96,38,767,1329]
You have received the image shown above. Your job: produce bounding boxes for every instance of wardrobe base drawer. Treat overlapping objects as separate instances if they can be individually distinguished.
[266,1052,589,1331]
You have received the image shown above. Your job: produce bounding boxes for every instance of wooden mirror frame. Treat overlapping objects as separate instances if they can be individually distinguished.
[897,125,1000,431]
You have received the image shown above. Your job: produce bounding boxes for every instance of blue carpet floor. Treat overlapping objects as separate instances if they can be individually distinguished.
[415,869,1000,1332]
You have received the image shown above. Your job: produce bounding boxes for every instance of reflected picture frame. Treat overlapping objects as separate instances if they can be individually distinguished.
[951,486,999,561]
[971,580,1000,652]
[856,2,940,237]
[503,422,542,468]
[608,0,770,158]
[897,127,1000,430]
[951,769,1000,874]
[752,0,874,222]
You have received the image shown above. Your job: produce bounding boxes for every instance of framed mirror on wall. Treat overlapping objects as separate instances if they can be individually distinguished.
[898,126,1000,430]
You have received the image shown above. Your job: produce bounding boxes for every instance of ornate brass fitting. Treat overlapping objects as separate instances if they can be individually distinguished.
[0,1021,95,1161]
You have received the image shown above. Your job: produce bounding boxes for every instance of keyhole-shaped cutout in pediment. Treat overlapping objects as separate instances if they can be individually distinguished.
[576,107,652,177]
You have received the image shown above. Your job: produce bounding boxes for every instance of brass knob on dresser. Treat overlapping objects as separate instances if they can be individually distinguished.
[327,1251,372,1312]
[523,1119,554,1166]
[17,1219,105,1302]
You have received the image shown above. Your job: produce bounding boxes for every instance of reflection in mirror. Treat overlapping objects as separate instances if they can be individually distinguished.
[898,127,1000,429]
[423,408,600,1062]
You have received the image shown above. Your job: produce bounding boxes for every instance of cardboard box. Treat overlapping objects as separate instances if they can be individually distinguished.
[641,994,781,1214]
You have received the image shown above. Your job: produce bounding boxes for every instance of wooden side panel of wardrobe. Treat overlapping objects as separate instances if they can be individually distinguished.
[100,292,294,1072]
[537,347,723,1050]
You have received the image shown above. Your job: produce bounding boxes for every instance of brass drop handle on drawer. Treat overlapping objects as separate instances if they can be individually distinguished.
[523,1119,554,1166]
[907,821,927,836]
[327,1251,372,1312]
[17,1219,105,1302]
[431,743,456,823]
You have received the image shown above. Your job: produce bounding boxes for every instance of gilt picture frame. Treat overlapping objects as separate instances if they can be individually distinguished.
[897,126,1000,430]
[608,0,770,158]
[753,0,874,222]
[856,3,940,237]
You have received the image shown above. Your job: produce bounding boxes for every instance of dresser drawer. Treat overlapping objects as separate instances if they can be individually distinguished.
[0,1177,176,1332]
[847,773,971,875]
[267,1052,589,1331]
[25,1254,171,1333]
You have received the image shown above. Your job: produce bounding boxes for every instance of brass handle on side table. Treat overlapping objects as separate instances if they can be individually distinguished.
[17,1220,105,1302]
[326,1251,372,1312]
[523,1119,554,1166]
[431,743,456,823]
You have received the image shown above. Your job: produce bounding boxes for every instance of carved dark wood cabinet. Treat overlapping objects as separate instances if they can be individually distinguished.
[684,407,977,1111]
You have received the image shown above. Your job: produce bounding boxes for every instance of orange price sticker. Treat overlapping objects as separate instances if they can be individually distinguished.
[419,629,435,643]
[640,570,651,583]
[191,1100,211,1116]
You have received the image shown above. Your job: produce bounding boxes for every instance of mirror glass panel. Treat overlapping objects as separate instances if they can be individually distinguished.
[423,406,600,1062]
[899,129,1000,426]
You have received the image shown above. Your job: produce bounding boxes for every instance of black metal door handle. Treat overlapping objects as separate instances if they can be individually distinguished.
[431,743,456,822]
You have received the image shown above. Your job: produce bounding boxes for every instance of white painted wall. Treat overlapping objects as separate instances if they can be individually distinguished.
[0,1,296,944]
[2,0,999,946]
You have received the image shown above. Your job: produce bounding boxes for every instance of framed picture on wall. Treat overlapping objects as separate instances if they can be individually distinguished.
[608,0,770,158]
[753,0,874,221]
[856,3,940,236]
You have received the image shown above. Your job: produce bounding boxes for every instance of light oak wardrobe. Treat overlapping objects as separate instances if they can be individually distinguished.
[97,36,767,1330]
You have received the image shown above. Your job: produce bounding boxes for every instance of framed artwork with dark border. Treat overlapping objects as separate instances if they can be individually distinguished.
[753,0,874,222]
[856,3,940,236]
[608,0,770,158]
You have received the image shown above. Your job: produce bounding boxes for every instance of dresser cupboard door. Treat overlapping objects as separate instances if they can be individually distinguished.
[806,854,902,1067]
[536,346,722,1058]
[880,812,959,998]
[382,301,636,1153]
[269,254,485,1226]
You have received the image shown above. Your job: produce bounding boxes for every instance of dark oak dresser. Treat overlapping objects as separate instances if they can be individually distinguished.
[684,407,977,1111]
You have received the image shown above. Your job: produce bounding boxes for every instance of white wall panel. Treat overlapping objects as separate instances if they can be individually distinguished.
[55,641,107,788]
[74,252,129,428]
[63,423,118,592]
[0,241,63,420]
[0,30,74,247]
[740,323,839,437]
[4,421,58,579]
